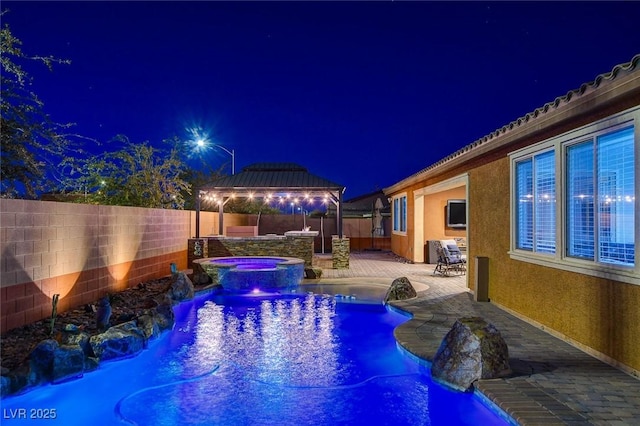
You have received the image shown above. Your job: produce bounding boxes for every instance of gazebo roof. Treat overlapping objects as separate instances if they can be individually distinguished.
[199,162,345,198]
[195,162,347,237]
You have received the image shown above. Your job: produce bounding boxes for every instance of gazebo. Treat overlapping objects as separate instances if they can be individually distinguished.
[195,162,346,238]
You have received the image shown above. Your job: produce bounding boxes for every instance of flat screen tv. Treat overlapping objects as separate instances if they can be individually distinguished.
[446,199,466,228]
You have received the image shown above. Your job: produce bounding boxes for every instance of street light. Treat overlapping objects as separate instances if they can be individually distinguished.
[215,144,235,175]
[190,127,236,175]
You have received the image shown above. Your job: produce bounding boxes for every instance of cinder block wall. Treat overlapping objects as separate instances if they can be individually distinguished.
[0,199,194,333]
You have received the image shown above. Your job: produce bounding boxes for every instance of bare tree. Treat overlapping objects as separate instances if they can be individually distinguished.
[0,14,77,198]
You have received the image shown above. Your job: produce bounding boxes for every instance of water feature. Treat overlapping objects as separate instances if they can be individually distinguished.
[1,291,510,425]
[193,256,305,292]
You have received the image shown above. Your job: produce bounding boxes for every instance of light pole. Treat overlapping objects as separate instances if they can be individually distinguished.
[195,138,235,175]
[215,145,235,175]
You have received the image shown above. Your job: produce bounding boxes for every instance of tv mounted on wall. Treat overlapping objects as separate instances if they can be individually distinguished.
[446,199,466,228]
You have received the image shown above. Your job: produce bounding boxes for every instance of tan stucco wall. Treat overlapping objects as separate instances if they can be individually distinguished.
[469,157,640,373]
[423,187,467,241]
[390,194,415,261]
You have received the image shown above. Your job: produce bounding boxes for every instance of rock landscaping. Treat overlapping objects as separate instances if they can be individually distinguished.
[0,272,210,397]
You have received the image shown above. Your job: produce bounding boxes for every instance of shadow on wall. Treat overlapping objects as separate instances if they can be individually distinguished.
[1,227,155,334]
[1,237,130,334]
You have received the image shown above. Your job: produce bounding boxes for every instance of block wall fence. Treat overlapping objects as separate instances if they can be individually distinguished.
[0,199,250,333]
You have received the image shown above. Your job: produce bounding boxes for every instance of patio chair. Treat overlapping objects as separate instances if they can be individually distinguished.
[433,240,466,276]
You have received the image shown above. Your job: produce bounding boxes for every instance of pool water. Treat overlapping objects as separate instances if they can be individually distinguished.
[1,292,509,425]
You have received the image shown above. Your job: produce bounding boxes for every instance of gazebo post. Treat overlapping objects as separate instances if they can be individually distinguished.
[337,189,344,238]
[218,198,225,236]
[195,189,200,238]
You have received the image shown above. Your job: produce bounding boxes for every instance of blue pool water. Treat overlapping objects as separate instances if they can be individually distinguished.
[1,291,509,425]
[213,257,285,270]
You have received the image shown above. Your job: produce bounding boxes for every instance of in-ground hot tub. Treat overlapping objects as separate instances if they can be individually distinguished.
[193,256,305,292]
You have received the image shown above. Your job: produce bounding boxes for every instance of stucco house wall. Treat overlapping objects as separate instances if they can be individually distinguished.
[470,156,640,374]
[390,193,414,261]
[385,55,640,375]
[423,186,466,241]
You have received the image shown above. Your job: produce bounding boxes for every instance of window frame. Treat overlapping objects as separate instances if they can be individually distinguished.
[514,148,557,255]
[392,193,407,235]
[509,107,639,286]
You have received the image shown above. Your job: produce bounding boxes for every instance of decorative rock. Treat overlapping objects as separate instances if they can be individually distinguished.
[52,345,85,384]
[1,374,10,397]
[168,272,194,302]
[89,321,146,361]
[384,277,417,302]
[6,363,35,395]
[2,277,183,397]
[304,267,323,279]
[96,296,112,331]
[6,339,59,394]
[1,367,11,397]
[64,324,79,332]
[192,266,212,286]
[58,331,92,357]
[85,357,100,372]
[29,339,58,383]
[136,314,160,340]
[141,296,159,309]
[153,296,176,331]
[431,317,511,392]
[116,313,136,323]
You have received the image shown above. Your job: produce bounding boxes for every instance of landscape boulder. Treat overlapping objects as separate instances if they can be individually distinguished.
[5,339,58,394]
[137,298,174,341]
[58,330,92,357]
[384,277,417,303]
[29,339,58,383]
[431,317,511,392]
[52,345,85,384]
[136,313,161,341]
[153,296,176,331]
[89,321,146,361]
[304,267,323,279]
[1,368,11,397]
[168,272,194,302]
[191,265,212,286]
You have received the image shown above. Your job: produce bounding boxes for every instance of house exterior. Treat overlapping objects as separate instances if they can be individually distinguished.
[383,54,640,376]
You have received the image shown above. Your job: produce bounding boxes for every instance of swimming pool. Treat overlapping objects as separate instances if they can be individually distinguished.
[1,291,509,425]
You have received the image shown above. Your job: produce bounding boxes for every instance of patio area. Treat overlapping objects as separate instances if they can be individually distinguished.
[309,251,640,425]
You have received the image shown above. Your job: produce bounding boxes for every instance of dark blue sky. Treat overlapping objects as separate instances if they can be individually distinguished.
[4,1,640,199]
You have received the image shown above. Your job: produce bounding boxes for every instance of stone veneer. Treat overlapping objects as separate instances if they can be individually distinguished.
[188,235,315,270]
[332,237,350,269]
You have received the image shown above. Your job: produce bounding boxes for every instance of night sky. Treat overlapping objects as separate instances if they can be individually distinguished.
[4,1,640,199]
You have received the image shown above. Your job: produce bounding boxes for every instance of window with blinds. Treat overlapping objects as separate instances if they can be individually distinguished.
[393,194,407,233]
[515,151,556,254]
[566,126,635,266]
[510,109,637,281]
